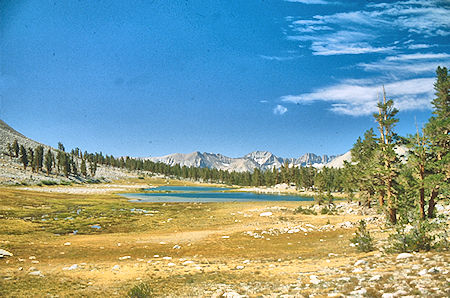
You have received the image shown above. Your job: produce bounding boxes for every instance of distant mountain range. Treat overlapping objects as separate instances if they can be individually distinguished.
[146,150,345,172]
[0,119,351,173]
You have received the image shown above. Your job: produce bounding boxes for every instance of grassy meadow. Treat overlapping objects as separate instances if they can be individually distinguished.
[0,178,448,297]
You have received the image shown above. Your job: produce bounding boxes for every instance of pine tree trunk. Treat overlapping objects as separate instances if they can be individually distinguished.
[387,177,397,224]
[378,190,384,207]
[419,186,425,219]
[428,187,439,218]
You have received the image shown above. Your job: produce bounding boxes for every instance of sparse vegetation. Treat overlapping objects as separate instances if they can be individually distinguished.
[350,220,374,252]
[128,283,153,297]
[294,206,317,215]
[387,218,448,252]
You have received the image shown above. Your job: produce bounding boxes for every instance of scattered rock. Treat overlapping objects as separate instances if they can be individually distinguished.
[354,259,367,266]
[259,212,273,217]
[29,270,44,277]
[112,265,120,271]
[427,267,440,274]
[369,275,381,281]
[396,253,413,260]
[62,264,79,271]
[350,288,366,296]
[0,249,13,257]
[182,261,194,265]
[119,256,131,260]
[418,269,428,276]
[173,245,181,249]
[310,275,321,285]
[64,242,71,246]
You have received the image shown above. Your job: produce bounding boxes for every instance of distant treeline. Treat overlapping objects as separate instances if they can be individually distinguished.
[4,139,345,191]
[5,141,97,178]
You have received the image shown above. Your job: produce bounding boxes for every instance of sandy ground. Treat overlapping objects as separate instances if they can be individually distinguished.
[17,183,153,194]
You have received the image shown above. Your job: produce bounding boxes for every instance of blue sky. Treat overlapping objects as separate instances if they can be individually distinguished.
[1,0,449,158]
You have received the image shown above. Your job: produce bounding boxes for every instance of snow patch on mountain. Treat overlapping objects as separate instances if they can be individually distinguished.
[147,151,339,172]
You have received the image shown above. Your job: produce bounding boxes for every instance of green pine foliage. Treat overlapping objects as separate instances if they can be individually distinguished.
[387,218,448,252]
[373,88,401,224]
[350,220,374,252]
[12,139,19,157]
[19,145,28,170]
[423,66,449,218]
[44,149,53,175]
[81,159,87,177]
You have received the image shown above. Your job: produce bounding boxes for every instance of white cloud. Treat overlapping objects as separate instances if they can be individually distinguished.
[260,100,269,103]
[259,55,298,61]
[385,53,450,61]
[311,43,394,56]
[273,105,288,115]
[285,0,336,4]
[289,30,395,55]
[281,78,435,116]
[407,43,437,49]
[285,0,450,55]
[358,52,450,74]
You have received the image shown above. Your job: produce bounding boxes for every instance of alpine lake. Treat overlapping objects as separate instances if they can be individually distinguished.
[121,185,314,203]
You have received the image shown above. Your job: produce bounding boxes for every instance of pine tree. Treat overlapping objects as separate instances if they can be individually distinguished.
[36,145,44,172]
[81,159,87,177]
[13,139,19,157]
[424,66,450,218]
[71,157,78,176]
[28,147,36,172]
[348,129,378,207]
[62,153,71,177]
[20,145,28,170]
[44,149,53,175]
[89,160,97,177]
[373,88,400,224]
[7,143,13,159]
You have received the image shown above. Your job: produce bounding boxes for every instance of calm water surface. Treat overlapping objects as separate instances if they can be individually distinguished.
[122,186,313,203]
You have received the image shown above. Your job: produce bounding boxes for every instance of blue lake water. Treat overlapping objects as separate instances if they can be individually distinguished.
[121,186,313,203]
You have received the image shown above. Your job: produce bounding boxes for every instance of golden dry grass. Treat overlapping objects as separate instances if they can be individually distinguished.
[1,180,447,297]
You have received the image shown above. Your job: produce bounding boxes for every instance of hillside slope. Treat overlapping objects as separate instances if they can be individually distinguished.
[0,120,135,185]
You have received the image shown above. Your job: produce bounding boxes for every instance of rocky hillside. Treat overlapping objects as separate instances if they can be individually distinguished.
[0,120,136,185]
[147,150,339,172]
[0,120,53,154]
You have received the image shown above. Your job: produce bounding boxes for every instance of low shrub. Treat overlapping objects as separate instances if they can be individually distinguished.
[320,206,336,215]
[387,218,448,252]
[294,206,317,215]
[128,283,152,297]
[350,220,374,252]
[41,180,58,186]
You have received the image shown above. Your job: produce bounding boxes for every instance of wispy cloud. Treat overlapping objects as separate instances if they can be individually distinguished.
[273,105,288,115]
[281,78,435,116]
[407,43,437,50]
[385,53,450,61]
[285,0,337,4]
[286,0,450,56]
[288,29,395,56]
[259,55,299,61]
[358,52,450,75]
